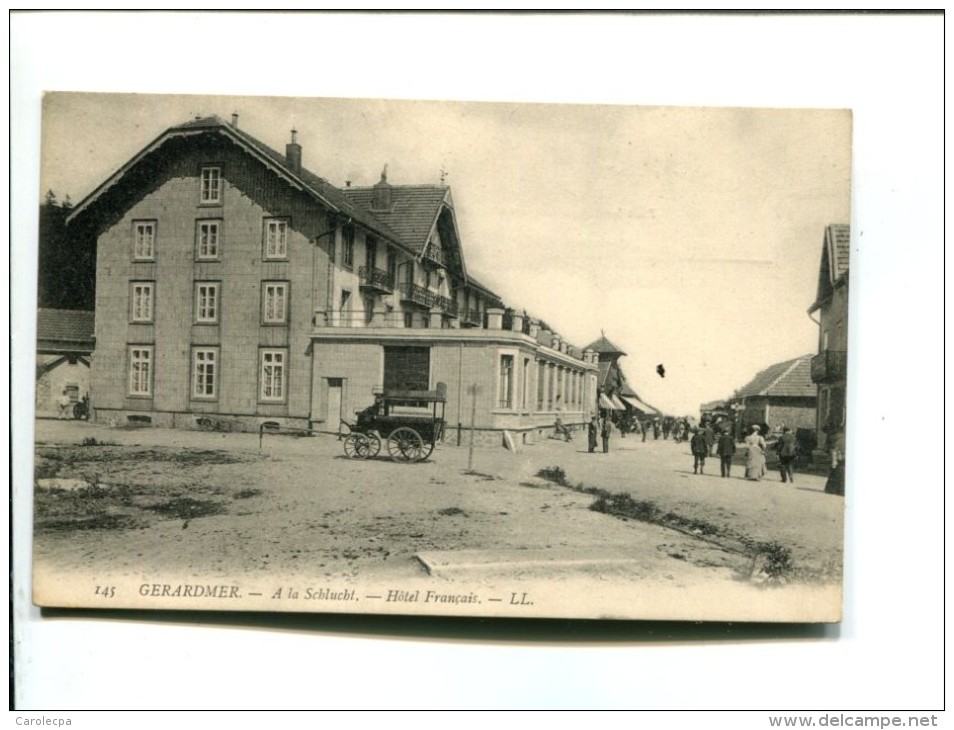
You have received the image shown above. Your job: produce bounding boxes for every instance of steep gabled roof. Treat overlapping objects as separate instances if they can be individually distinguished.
[585,334,627,356]
[809,224,850,313]
[343,185,449,251]
[36,308,95,346]
[734,354,815,399]
[66,115,409,254]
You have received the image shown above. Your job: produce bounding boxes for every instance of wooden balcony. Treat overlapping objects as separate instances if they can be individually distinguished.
[358,266,394,294]
[423,243,446,267]
[399,282,437,309]
[811,350,847,383]
[438,296,459,317]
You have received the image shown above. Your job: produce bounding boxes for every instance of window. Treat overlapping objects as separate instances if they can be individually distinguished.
[522,357,531,409]
[264,219,288,259]
[195,282,219,323]
[498,354,514,409]
[339,289,352,327]
[342,226,355,268]
[196,220,220,260]
[262,282,288,324]
[200,166,221,204]
[537,360,546,410]
[131,282,154,322]
[133,221,156,260]
[192,348,218,399]
[128,346,153,396]
[387,250,397,282]
[383,347,430,393]
[366,236,377,271]
[364,294,375,325]
[547,363,555,411]
[260,349,286,402]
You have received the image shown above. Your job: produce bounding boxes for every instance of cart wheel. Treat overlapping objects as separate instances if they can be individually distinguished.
[366,432,382,458]
[343,433,373,459]
[420,442,435,460]
[387,427,425,462]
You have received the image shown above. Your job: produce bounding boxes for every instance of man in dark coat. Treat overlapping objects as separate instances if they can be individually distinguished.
[587,416,599,453]
[690,427,709,474]
[601,417,612,454]
[717,427,737,478]
[703,421,716,456]
[776,426,798,483]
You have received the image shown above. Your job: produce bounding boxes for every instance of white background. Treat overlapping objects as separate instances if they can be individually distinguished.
[9,11,946,719]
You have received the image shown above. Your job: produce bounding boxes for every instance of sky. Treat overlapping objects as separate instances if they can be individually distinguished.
[39,92,850,416]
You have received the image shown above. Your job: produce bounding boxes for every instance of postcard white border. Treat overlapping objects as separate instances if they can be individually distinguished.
[10,11,945,713]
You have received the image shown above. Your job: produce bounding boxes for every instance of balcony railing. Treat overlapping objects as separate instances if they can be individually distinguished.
[399,282,437,308]
[358,266,394,293]
[438,296,459,317]
[462,309,483,327]
[811,350,847,383]
[423,243,446,267]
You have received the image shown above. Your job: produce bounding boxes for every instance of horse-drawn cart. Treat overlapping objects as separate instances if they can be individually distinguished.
[341,384,447,463]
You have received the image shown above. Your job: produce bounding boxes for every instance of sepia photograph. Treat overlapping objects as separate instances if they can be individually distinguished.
[12,10,943,715]
[33,92,850,622]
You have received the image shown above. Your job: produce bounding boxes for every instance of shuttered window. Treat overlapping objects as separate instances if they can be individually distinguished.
[383,346,430,394]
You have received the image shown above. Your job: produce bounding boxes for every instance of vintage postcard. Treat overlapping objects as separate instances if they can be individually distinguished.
[32,92,850,622]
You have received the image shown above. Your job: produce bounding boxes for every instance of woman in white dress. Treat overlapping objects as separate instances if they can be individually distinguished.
[744,425,766,480]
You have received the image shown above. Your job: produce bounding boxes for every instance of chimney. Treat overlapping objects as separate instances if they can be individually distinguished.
[371,164,392,211]
[286,129,302,175]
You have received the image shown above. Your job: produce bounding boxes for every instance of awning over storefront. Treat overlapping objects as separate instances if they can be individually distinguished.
[610,394,627,411]
[621,395,656,414]
[599,393,622,410]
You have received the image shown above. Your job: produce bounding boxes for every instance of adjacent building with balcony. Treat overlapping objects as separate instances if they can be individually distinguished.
[66,115,598,444]
[808,223,850,448]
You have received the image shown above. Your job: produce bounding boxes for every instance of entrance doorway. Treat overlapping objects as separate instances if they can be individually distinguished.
[326,378,344,432]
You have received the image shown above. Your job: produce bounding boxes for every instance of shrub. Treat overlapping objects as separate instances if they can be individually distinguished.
[754,541,794,580]
[536,466,569,486]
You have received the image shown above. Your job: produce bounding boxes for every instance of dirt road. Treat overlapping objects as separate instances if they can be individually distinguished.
[30,420,843,620]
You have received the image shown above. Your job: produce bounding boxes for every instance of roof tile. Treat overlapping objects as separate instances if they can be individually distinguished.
[36,309,95,344]
[584,334,627,356]
[343,186,448,251]
[734,354,815,398]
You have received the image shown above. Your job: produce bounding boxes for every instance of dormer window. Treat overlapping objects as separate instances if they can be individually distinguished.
[200,166,221,204]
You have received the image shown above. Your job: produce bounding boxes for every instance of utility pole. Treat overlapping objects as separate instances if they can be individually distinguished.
[467,383,479,472]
